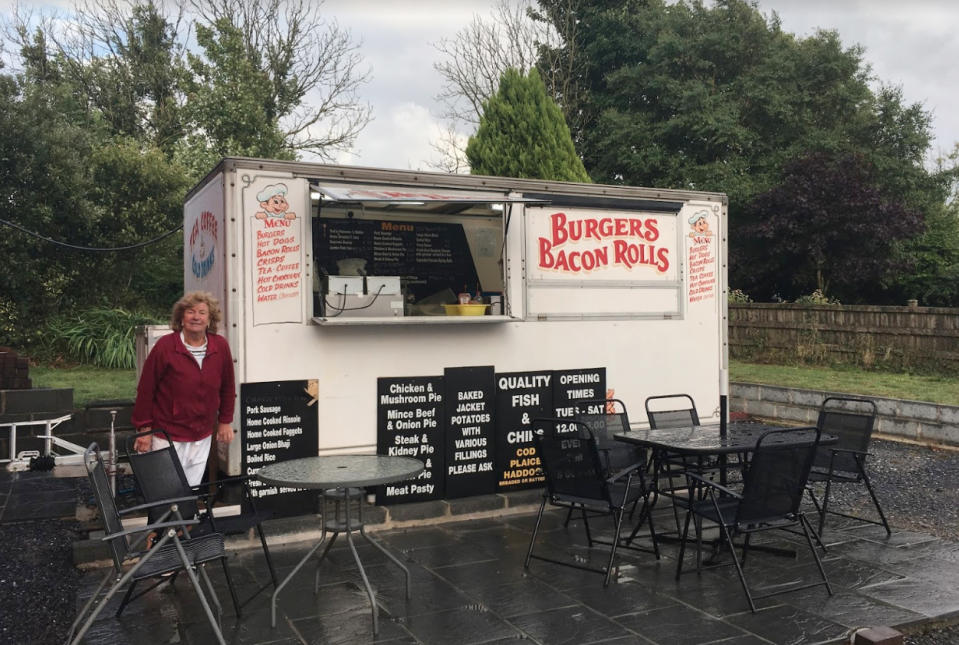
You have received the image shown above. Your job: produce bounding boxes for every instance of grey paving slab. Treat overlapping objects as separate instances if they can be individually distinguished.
[615,602,752,645]
[723,604,849,645]
[509,605,633,644]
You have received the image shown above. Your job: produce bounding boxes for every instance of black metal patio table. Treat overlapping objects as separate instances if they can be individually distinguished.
[257,454,423,634]
[614,423,834,548]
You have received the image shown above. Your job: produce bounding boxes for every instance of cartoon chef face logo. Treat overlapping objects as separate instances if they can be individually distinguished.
[255,183,297,220]
[688,210,713,238]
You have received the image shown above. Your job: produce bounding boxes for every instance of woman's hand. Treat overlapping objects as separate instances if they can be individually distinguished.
[216,422,235,444]
[133,431,153,453]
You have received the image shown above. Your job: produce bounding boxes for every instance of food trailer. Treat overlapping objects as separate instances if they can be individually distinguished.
[182,157,727,509]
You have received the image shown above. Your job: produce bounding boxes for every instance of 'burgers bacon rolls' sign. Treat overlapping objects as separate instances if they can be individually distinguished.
[536,211,670,274]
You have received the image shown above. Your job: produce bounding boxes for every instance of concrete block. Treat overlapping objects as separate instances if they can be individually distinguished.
[501,488,544,508]
[730,383,761,401]
[917,422,959,448]
[387,499,448,522]
[852,626,902,645]
[873,398,900,418]
[939,405,959,427]
[749,400,780,419]
[876,417,919,442]
[791,389,826,408]
[448,494,505,515]
[758,385,793,404]
[899,401,940,423]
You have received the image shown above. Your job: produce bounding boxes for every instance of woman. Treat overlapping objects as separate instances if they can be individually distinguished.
[132,291,236,486]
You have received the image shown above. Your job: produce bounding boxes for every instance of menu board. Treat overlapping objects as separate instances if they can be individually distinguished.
[553,367,607,423]
[241,380,318,517]
[316,218,481,301]
[443,366,496,498]
[494,371,553,491]
[375,376,445,505]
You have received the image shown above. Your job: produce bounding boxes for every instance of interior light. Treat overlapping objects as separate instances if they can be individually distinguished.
[491,204,504,211]
[310,191,321,200]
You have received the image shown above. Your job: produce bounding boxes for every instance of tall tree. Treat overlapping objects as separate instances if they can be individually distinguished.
[466,67,589,182]
[184,0,371,166]
[430,0,579,172]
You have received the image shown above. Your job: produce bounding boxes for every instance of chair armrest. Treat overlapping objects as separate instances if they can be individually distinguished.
[118,495,204,516]
[104,517,200,541]
[684,471,742,499]
[606,459,648,484]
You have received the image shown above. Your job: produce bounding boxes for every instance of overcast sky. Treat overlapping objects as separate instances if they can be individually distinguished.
[324,0,958,172]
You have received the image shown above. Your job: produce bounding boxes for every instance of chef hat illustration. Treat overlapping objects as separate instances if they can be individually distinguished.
[257,183,288,203]
[688,209,710,225]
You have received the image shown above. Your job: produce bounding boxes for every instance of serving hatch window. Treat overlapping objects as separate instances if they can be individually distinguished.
[522,195,685,320]
[309,183,542,322]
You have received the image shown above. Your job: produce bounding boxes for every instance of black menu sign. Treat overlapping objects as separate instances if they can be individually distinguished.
[316,218,480,302]
[553,367,607,423]
[241,380,318,517]
[375,376,445,505]
[443,366,496,498]
[495,370,553,491]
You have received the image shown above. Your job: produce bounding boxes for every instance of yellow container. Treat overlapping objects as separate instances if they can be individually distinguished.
[443,304,489,316]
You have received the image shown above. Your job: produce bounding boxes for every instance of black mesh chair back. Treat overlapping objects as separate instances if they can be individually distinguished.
[87,444,132,571]
[813,397,877,478]
[532,418,609,506]
[738,427,821,525]
[575,398,642,474]
[645,394,700,429]
[127,431,198,524]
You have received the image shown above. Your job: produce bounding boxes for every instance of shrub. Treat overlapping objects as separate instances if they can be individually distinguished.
[44,307,162,369]
[794,289,841,305]
[728,289,753,303]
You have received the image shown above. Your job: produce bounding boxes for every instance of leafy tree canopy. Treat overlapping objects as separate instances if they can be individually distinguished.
[734,151,922,303]
[467,67,589,182]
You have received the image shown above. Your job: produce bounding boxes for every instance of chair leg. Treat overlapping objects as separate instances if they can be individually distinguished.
[718,520,755,612]
[562,506,574,527]
[524,495,548,570]
[219,556,241,616]
[257,523,279,586]
[581,507,594,547]
[170,537,227,645]
[819,474,834,535]
[67,568,115,643]
[675,505,693,580]
[603,509,626,587]
[741,532,751,567]
[799,513,833,596]
[857,458,891,535]
[115,579,139,617]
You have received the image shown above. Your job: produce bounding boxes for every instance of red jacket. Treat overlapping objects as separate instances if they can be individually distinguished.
[132,331,236,442]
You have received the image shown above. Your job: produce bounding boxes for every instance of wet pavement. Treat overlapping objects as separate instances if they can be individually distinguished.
[68,501,959,645]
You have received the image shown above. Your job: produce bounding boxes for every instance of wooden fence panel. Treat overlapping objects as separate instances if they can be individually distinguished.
[728,303,959,371]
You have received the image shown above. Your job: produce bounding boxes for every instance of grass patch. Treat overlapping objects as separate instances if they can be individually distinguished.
[30,364,136,408]
[730,360,959,406]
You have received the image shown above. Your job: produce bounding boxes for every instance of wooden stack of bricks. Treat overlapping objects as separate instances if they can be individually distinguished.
[0,347,31,389]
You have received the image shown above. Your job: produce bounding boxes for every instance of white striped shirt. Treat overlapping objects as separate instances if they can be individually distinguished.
[181,332,208,368]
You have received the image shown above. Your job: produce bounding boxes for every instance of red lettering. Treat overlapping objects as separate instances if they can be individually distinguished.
[550,212,568,245]
[584,218,599,240]
[538,238,555,268]
[645,219,659,241]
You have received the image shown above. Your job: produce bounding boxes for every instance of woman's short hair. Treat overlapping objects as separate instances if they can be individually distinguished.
[171,291,222,333]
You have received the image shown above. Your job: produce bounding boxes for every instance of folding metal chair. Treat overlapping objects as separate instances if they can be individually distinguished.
[67,444,228,645]
[125,428,277,612]
[524,418,658,587]
[676,427,832,611]
[806,396,890,535]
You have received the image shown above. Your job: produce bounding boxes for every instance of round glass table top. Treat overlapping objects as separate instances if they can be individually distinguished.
[256,454,424,489]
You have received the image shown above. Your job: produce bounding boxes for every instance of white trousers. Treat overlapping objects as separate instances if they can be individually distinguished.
[151,434,212,487]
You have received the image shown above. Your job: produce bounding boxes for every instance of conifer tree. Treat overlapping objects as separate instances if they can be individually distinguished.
[466,67,589,182]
